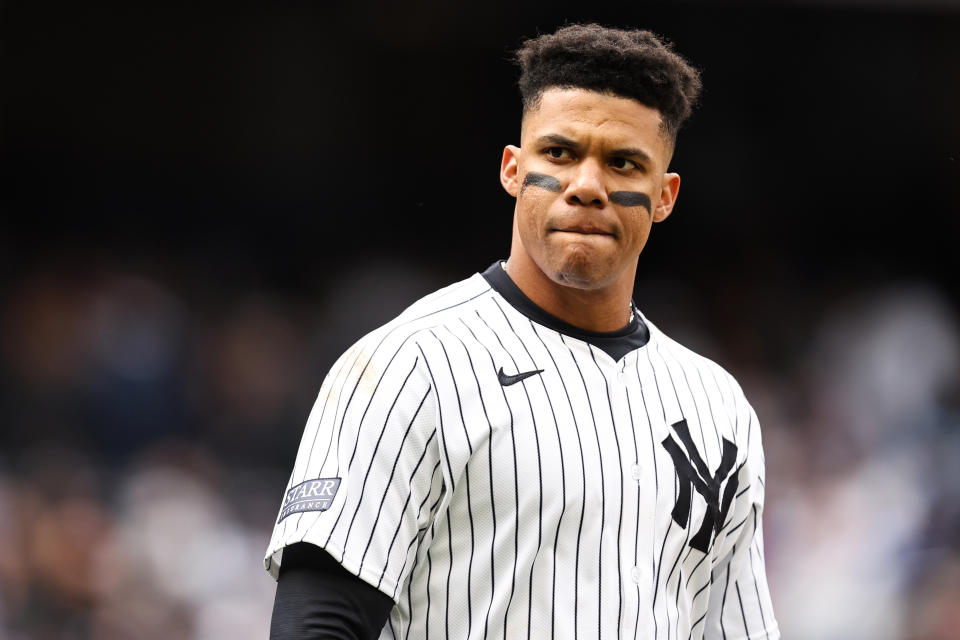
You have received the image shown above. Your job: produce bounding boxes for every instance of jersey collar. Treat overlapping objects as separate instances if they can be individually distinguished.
[481,261,650,361]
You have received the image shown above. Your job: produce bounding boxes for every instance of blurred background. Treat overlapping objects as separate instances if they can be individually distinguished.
[2,0,959,638]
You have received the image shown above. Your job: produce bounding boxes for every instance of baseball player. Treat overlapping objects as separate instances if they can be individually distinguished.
[266,24,779,639]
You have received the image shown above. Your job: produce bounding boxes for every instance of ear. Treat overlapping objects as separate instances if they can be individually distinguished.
[500,145,521,198]
[653,172,681,222]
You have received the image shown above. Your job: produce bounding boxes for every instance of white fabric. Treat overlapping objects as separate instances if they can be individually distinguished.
[265,272,779,640]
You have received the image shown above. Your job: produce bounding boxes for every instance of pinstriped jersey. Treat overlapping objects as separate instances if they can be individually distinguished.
[265,262,779,639]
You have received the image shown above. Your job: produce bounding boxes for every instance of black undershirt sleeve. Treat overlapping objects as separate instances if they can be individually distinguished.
[269,543,395,640]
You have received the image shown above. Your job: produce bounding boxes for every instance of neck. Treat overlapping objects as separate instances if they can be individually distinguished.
[503,251,636,333]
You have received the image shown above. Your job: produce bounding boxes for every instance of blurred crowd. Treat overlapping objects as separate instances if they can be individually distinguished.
[1,257,958,639]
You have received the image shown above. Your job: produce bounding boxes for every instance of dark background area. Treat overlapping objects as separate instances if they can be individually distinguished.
[2,2,959,638]
[5,1,958,292]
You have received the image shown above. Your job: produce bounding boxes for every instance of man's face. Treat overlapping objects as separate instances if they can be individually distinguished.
[500,87,680,292]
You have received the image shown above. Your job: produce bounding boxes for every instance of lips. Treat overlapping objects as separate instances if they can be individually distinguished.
[553,225,613,236]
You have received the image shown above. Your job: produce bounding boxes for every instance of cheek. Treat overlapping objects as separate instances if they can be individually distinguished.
[624,213,654,249]
[516,193,553,236]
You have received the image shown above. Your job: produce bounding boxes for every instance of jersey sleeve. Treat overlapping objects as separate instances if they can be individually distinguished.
[264,332,444,602]
[704,403,780,640]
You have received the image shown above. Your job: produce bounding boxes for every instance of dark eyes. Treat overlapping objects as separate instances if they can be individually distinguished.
[543,147,639,171]
[610,157,638,171]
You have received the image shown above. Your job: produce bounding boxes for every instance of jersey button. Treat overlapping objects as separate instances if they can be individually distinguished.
[630,463,641,482]
[631,566,641,584]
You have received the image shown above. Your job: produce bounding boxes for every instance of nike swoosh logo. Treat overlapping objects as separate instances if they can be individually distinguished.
[497,367,544,386]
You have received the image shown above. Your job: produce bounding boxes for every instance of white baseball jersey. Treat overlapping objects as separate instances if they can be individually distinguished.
[265,262,779,640]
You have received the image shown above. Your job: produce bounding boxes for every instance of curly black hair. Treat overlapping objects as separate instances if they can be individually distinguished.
[515,24,702,140]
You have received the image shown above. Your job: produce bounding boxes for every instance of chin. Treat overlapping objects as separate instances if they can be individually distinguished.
[549,249,614,290]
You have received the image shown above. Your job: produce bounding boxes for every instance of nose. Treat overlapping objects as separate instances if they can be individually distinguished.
[564,159,607,208]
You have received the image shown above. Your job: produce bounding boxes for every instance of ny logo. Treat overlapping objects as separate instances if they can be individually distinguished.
[661,419,741,552]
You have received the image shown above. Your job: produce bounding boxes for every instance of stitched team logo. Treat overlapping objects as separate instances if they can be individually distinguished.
[661,419,741,552]
[277,477,341,523]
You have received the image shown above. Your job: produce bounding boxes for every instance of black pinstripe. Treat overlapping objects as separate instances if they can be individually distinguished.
[647,345,671,639]
[336,360,423,547]
[435,326,477,636]
[451,316,501,640]
[589,345,626,638]
[553,335,590,640]
[470,310,524,640]
[487,299,547,640]
[375,430,437,591]
[287,347,360,538]
[564,336,610,640]
[529,321,569,640]
[625,380,642,639]
[357,385,432,574]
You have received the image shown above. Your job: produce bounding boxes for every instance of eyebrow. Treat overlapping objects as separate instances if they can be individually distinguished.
[536,134,579,148]
[610,147,653,165]
[535,134,653,165]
